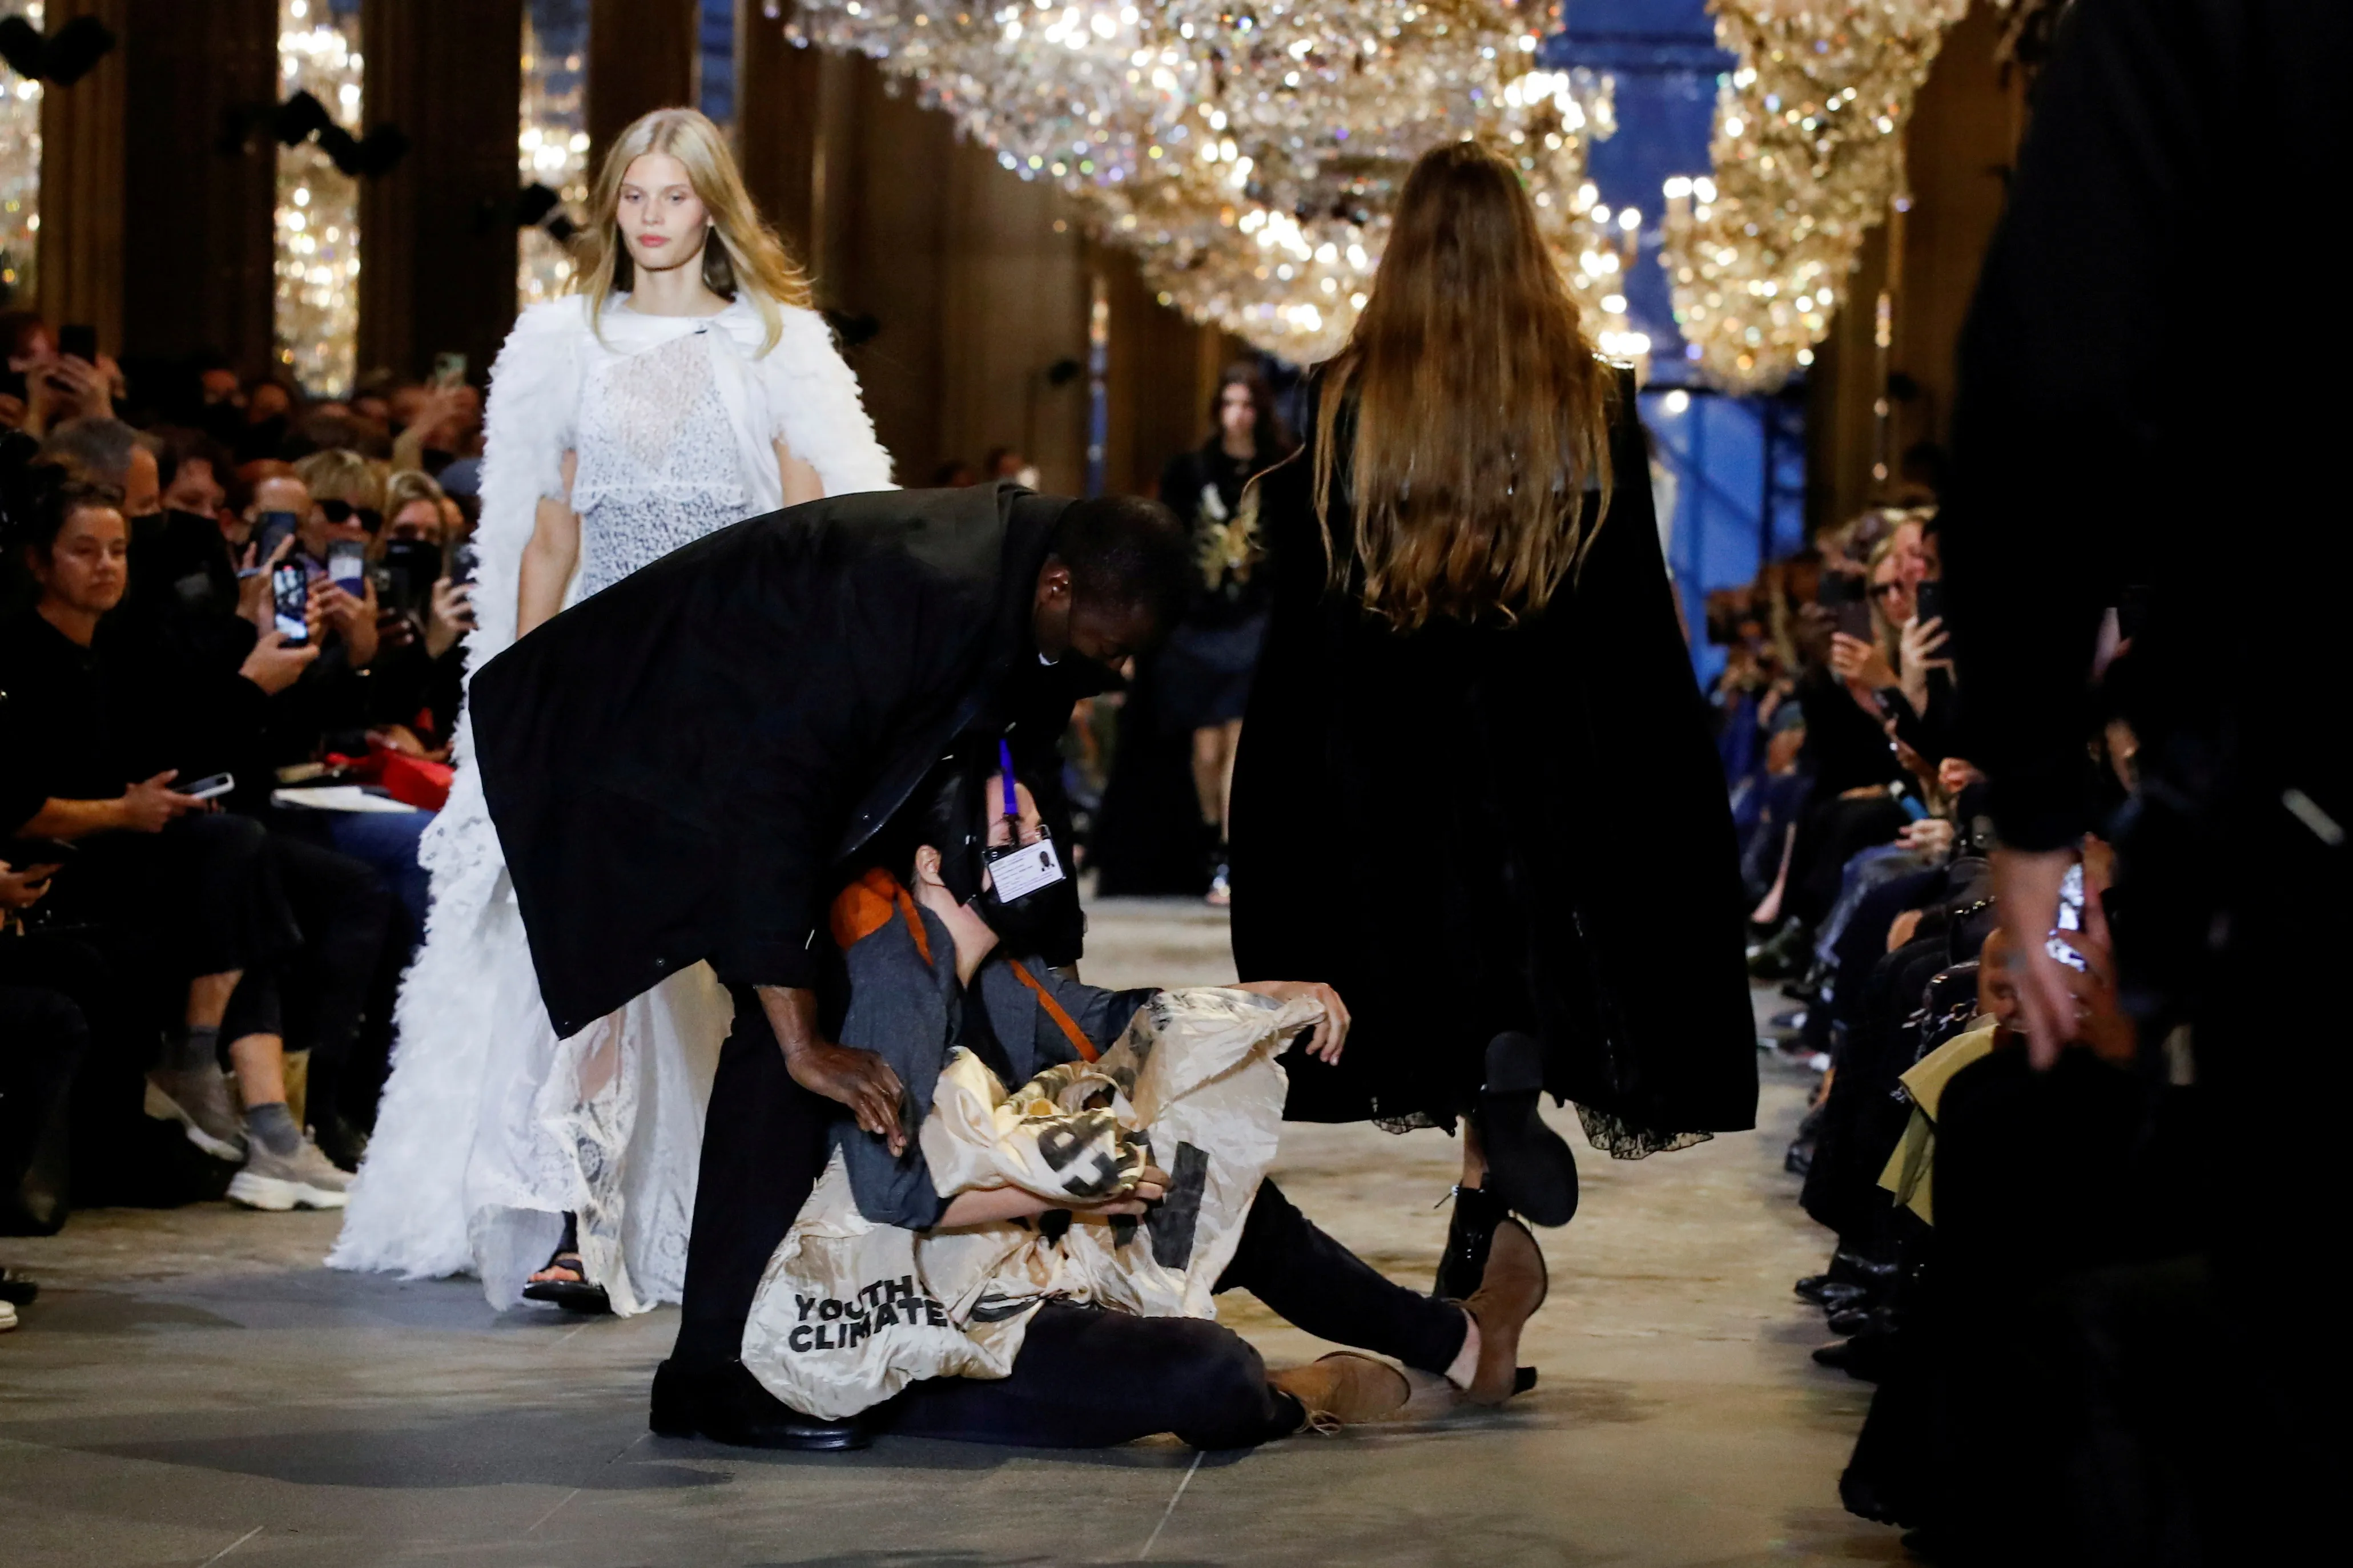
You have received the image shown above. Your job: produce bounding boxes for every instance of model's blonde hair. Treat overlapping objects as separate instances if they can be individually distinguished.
[577,107,811,355]
[1314,140,1616,630]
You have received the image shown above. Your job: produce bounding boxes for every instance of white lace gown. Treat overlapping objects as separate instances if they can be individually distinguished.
[328,294,894,1313]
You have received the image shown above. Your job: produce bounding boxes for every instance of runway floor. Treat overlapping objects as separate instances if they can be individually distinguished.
[1,899,1896,1566]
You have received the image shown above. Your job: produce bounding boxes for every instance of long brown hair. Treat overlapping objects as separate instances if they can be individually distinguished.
[577,108,813,355]
[1313,140,1617,629]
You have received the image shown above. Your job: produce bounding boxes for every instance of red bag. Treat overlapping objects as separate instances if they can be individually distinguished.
[375,751,453,812]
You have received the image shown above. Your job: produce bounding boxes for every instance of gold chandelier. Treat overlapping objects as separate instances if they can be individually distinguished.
[780,0,1640,364]
[1658,0,1967,393]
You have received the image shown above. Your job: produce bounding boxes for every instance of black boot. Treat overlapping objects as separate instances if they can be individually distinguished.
[1474,1033,1580,1227]
[1433,1183,1511,1301]
[650,1359,868,1450]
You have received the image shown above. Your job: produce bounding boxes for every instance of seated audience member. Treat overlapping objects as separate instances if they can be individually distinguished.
[680,761,1548,1449]
[0,471,384,1198]
[366,469,472,765]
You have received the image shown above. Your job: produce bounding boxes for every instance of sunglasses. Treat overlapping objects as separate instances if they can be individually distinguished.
[319,499,384,534]
[1869,579,1907,600]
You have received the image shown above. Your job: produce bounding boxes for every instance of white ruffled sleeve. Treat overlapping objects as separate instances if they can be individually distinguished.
[468,296,589,663]
[757,305,896,497]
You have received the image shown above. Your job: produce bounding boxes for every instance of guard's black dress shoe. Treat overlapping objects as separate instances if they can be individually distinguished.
[650,1359,868,1450]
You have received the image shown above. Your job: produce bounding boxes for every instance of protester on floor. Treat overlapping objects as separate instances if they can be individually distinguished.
[1229,140,1757,1289]
[707,759,1544,1449]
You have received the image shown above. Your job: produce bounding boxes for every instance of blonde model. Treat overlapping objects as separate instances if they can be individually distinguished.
[330,109,893,1314]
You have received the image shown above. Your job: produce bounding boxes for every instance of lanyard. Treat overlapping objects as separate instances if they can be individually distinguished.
[997,738,1019,821]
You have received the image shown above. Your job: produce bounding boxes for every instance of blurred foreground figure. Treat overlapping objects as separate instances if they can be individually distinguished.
[1945,2,2350,1560]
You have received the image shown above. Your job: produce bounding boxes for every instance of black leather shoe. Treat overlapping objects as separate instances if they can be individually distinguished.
[1827,1303,1877,1337]
[1433,1184,1511,1300]
[1809,1281,1873,1316]
[1474,1033,1579,1228]
[1811,1324,1897,1382]
[650,1359,868,1450]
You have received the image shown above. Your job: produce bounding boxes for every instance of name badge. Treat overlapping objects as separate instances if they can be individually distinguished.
[988,839,1066,902]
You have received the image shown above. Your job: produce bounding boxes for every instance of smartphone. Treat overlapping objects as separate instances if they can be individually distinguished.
[2,836,77,867]
[431,350,468,389]
[272,561,310,644]
[59,323,98,362]
[1816,571,1874,642]
[327,539,367,595]
[449,540,480,586]
[180,773,236,802]
[2046,861,2089,974]
[1914,578,1946,627]
[250,510,300,577]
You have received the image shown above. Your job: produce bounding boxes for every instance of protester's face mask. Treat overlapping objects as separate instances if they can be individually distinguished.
[975,829,1079,957]
[932,747,1077,958]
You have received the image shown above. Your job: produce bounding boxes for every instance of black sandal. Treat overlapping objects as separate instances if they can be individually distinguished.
[521,1215,612,1315]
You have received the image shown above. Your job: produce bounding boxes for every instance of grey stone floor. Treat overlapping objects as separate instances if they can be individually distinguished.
[1,898,1897,1567]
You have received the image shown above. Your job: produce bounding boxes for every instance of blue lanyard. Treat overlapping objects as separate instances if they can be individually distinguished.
[997,739,1018,821]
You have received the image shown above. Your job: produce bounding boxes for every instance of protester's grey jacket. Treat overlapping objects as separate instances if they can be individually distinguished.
[830,873,1153,1229]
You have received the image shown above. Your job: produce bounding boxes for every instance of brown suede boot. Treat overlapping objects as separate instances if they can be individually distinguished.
[1462,1218,1548,1405]
[1270,1353,1412,1431]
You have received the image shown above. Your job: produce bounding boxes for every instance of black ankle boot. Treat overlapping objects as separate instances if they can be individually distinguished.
[1474,1033,1580,1227]
[1433,1184,1511,1301]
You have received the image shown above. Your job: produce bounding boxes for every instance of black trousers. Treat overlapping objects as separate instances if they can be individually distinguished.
[671,988,1467,1448]
[876,1179,1467,1449]
[670,986,834,1372]
[228,832,391,1126]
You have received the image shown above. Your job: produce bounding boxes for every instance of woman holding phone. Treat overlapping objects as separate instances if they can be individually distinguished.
[332,108,892,1317]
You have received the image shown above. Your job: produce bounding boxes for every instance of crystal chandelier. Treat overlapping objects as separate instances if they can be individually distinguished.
[519,1,590,308]
[780,0,1639,364]
[0,1,39,308]
[275,0,364,395]
[1658,0,1966,393]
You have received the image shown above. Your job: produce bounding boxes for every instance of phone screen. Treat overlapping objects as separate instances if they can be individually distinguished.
[449,541,480,586]
[327,539,367,595]
[272,562,310,644]
[60,323,99,362]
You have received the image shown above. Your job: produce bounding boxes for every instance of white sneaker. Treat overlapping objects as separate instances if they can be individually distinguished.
[145,1067,247,1161]
[1,1299,18,1332]
[227,1135,352,1211]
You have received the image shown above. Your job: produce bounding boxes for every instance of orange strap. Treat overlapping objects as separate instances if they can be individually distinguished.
[828,867,932,966]
[1009,960,1098,1062]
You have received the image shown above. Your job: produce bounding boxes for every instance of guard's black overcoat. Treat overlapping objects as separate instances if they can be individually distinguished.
[470,482,1075,1039]
[1229,370,1756,1146]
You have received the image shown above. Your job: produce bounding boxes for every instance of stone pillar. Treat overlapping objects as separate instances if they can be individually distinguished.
[356,0,525,387]
[586,0,696,179]
[733,9,820,265]
[31,0,127,350]
[118,0,278,378]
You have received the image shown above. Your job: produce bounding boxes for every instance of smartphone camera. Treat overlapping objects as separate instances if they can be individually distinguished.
[272,562,310,645]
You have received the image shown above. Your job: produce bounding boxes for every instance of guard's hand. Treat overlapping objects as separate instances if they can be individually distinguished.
[1235,979,1351,1062]
[784,1038,908,1156]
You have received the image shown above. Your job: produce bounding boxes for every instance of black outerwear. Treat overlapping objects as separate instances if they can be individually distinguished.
[469,482,1078,1038]
[1228,368,1756,1143]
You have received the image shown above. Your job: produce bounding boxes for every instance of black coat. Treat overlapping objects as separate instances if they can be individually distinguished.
[470,482,1087,1039]
[1228,370,1756,1146]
